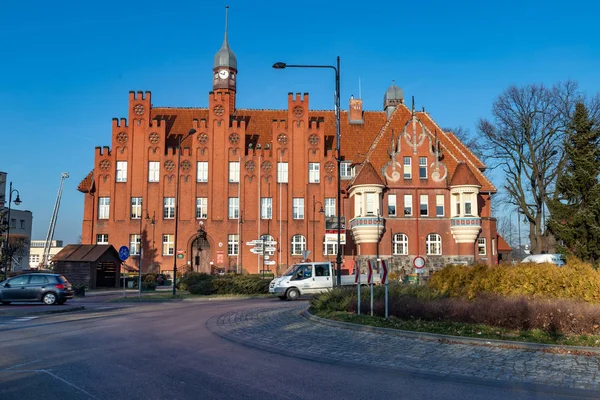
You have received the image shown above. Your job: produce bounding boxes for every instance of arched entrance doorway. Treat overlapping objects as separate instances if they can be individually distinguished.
[191,230,211,274]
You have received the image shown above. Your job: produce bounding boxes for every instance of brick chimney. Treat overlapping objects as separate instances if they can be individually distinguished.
[348,95,364,124]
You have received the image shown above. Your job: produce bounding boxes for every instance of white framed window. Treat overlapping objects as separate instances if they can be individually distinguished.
[388,194,397,216]
[162,234,174,256]
[98,197,110,219]
[403,157,412,179]
[261,198,272,219]
[426,233,442,255]
[308,163,320,183]
[197,161,208,182]
[96,234,109,244]
[149,161,160,182]
[228,197,239,219]
[277,162,288,183]
[130,234,141,255]
[116,161,128,182]
[163,198,175,219]
[324,198,335,217]
[293,198,304,219]
[131,197,142,219]
[196,197,208,219]
[393,233,408,255]
[228,234,239,256]
[420,194,428,216]
[465,193,473,216]
[229,161,240,183]
[419,157,428,179]
[323,241,337,256]
[340,162,354,179]
[436,195,444,217]
[456,200,461,216]
[404,194,412,216]
[478,238,486,255]
[366,193,376,215]
[291,235,306,255]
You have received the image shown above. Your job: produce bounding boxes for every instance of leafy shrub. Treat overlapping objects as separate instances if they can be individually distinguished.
[178,272,212,290]
[189,280,215,295]
[142,274,156,291]
[428,259,600,303]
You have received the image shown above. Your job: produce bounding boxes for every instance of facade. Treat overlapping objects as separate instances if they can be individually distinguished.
[29,240,64,269]
[77,13,504,277]
[1,172,33,272]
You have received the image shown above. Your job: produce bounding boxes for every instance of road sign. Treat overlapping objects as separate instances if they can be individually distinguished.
[302,250,310,260]
[250,248,264,255]
[380,259,388,284]
[246,240,263,246]
[264,240,277,246]
[264,255,270,260]
[367,259,374,284]
[264,246,277,252]
[414,256,425,269]
[118,246,130,261]
[355,260,360,284]
[264,260,276,266]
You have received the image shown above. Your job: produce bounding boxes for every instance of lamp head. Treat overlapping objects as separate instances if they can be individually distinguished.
[188,128,197,135]
[272,62,287,69]
[14,195,22,206]
[319,206,324,214]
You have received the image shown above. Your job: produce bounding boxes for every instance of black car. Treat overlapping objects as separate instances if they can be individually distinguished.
[0,273,74,305]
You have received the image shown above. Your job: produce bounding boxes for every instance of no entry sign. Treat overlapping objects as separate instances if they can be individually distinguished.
[414,256,425,269]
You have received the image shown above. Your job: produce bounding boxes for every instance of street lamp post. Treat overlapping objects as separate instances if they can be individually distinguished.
[312,196,324,260]
[273,57,342,285]
[3,182,22,281]
[173,129,197,296]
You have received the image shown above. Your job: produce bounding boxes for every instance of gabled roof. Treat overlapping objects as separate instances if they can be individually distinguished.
[450,161,481,187]
[77,170,94,194]
[350,161,385,187]
[52,245,120,263]
[497,234,512,252]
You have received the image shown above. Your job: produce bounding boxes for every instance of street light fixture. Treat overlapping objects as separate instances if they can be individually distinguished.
[273,57,342,286]
[312,196,324,260]
[173,128,197,296]
[3,182,22,281]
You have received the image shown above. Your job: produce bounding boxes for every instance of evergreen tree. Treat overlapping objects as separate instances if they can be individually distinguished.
[548,102,600,265]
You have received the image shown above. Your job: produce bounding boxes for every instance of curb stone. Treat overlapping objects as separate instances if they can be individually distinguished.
[207,305,600,398]
[0,306,85,317]
[302,310,600,356]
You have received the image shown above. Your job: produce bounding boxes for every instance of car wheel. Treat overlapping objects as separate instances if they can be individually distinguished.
[1,301,11,305]
[286,288,300,301]
[43,293,58,305]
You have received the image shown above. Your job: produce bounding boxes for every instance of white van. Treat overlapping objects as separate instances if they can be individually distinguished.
[521,254,566,266]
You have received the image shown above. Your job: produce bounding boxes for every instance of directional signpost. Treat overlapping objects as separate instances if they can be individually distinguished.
[118,246,130,297]
[367,259,374,316]
[380,259,389,319]
[246,239,277,273]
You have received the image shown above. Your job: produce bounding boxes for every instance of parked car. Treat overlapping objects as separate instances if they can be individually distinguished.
[521,254,566,267]
[0,273,74,305]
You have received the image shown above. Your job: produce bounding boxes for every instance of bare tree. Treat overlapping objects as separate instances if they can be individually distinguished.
[443,126,485,162]
[477,81,599,254]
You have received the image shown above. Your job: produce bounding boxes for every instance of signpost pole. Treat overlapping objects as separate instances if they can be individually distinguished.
[118,246,130,298]
[368,259,374,317]
[355,260,361,315]
[381,259,388,320]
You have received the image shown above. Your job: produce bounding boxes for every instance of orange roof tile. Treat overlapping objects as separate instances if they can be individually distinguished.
[450,162,481,187]
[77,170,94,193]
[351,161,385,187]
[497,234,511,252]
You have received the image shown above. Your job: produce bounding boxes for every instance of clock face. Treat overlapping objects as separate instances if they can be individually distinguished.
[218,69,230,79]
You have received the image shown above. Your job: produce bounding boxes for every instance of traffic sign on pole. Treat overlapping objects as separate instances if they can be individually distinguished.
[264,246,277,252]
[380,259,388,284]
[246,240,264,246]
[250,248,264,255]
[367,259,373,285]
[118,246,130,261]
[264,240,277,246]
[414,256,425,269]
[264,260,276,266]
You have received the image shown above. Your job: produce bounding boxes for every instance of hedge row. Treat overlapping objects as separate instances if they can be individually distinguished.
[428,259,600,303]
[177,272,270,295]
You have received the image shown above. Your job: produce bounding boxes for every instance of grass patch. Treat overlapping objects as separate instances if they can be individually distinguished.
[314,310,600,347]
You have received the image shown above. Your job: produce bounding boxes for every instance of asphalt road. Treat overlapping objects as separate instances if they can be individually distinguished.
[0,298,591,400]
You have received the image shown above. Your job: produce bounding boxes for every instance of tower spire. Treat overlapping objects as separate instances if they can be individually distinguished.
[224,5,229,44]
[214,5,237,70]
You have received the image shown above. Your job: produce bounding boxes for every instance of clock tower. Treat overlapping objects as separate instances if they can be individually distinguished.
[213,6,237,103]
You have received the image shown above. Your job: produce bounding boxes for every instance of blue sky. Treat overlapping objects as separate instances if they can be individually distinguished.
[1,0,599,244]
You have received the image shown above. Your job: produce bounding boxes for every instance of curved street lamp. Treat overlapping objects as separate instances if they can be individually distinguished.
[273,57,343,285]
[3,182,22,281]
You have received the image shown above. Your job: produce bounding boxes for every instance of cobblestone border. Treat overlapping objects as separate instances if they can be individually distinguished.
[302,310,600,356]
[207,305,600,398]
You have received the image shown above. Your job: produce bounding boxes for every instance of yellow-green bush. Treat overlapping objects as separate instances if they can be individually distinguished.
[428,258,600,303]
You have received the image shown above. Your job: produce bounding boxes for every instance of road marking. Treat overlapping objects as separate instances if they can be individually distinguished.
[8,316,39,324]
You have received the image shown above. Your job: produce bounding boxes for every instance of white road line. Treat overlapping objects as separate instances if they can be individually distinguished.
[8,316,39,324]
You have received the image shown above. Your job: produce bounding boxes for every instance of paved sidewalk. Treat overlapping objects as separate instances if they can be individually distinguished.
[207,304,600,397]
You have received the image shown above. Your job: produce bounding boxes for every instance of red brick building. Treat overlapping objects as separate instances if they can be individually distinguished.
[77,15,505,277]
